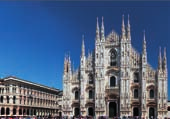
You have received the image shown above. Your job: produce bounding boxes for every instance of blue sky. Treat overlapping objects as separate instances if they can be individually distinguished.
[0,1,169,98]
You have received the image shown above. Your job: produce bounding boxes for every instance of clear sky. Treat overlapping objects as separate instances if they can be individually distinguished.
[0,1,169,98]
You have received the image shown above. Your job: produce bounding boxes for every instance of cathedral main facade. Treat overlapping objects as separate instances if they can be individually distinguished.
[62,15,168,118]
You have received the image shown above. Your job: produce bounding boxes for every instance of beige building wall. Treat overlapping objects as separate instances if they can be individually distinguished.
[0,76,60,117]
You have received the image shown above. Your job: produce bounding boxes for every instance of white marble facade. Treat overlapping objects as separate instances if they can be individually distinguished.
[62,15,168,118]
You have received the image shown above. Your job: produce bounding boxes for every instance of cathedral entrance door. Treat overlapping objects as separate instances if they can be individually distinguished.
[149,107,154,119]
[88,107,94,116]
[59,112,62,117]
[74,108,80,116]
[109,102,117,117]
[133,107,139,117]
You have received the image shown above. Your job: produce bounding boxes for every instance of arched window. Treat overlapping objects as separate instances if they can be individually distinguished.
[1,96,3,103]
[134,73,139,83]
[75,91,79,100]
[27,109,29,115]
[110,49,117,66]
[89,73,93,84]
[89,90,93,99]
[31,109,33,115]
[19,109,22,115]
[168,107,170,111]
[34,109,36,115]
[7,96,9,103]
[134,89,138,98]
[13,96,16,104]
[150,89,154,98]
[1,107,5,115]
[23,109,26,115]
[13,108,16,115]
[110,76,116,87]
[6,108,10,115]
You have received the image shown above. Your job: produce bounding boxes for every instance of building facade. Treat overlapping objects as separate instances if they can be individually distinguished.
[62,15,168,118]
[0,76,61,117]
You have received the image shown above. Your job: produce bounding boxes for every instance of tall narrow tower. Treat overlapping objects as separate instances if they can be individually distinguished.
[157,47,165,118]
[120,15,132,117]
[62,54,72,116]
[80,35,86,115]
[161,47,168,118]
[141,30,147,118]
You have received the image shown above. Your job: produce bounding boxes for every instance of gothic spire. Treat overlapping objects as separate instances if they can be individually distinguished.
[163,47,167,72]
[68,52,72,72]
[122,14,126,39]
[64,54,67,73]
[158,47,162,71]
[68,52,71,62]
[127,14,131,41]
[72,61,74,74]
[80,35,86,69]
[143,30,146,54]
[96,17,100,43]
[101,16,105,42]
[81,35,85,58]
[142,30,147,64]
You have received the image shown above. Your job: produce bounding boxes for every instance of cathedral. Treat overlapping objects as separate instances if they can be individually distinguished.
[62,15,168,118]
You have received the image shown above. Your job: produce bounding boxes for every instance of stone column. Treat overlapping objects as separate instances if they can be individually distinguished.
[4,88,6,94]
[9,85,12,93]
[16,107,19,116]
[3,96,6,104]
[116,101,118,117]
[9,96,13,104]
[16,85,19,94]
[10,107,13,116]
[107,101,109,116]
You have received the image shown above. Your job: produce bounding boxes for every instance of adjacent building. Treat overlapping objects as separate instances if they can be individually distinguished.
[0,76,61,117]
[62,15,168,118]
